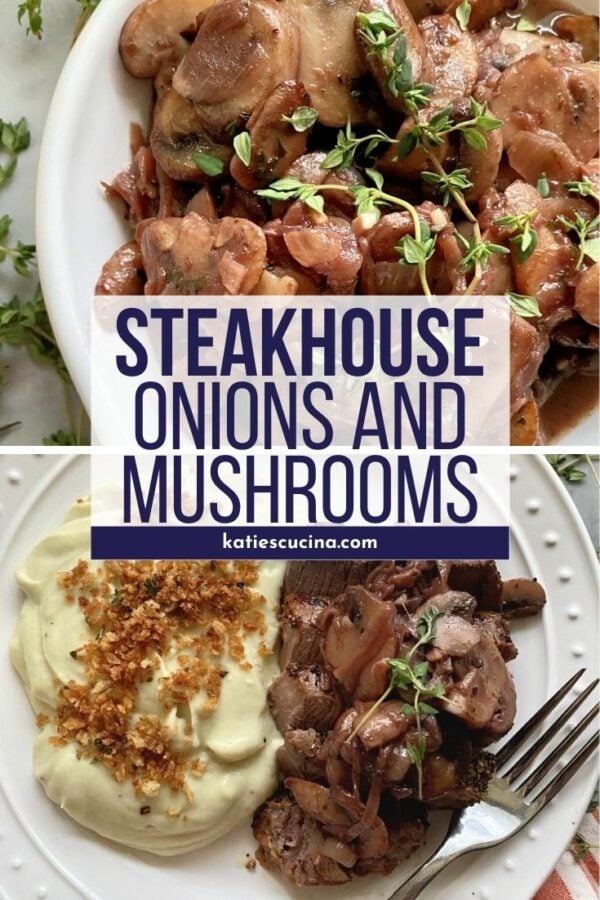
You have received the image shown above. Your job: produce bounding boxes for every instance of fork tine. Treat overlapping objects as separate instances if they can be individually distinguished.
[503,679,599,783]
[495,669,585,768]
[520,704,599,796]
[529,731,599,809]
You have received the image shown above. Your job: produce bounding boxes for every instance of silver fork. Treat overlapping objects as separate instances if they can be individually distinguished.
[388,669,599,900]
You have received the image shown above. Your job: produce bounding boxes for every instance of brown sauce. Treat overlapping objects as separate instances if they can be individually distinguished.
[540,374,600,443]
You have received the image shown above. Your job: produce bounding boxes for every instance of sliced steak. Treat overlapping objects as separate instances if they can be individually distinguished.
[279,593,330,669]
[277,729,326,781]
[440,560,503,611]
[268,666,343,733]
[283,561,378,599]
[253,793,353,886]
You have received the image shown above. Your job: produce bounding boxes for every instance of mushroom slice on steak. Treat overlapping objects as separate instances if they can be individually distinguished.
[321,585,396,699]
[436,619,517,737]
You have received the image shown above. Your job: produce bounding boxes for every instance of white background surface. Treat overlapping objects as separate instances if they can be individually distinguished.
[0,0,80,445]
[0,454,598,900]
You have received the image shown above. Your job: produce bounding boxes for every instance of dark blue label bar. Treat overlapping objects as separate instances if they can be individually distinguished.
[91,526,509,560]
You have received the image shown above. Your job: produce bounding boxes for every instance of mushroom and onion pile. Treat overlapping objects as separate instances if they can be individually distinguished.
[253,559,545,887]
[97,0,599,444]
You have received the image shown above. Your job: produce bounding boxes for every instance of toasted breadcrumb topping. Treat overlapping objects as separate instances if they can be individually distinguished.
[50,559,265,797]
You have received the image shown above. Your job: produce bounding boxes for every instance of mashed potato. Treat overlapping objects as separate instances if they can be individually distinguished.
[10,499,286,855]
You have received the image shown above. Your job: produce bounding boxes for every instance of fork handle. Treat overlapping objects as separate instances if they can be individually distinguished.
[387,842,461,900]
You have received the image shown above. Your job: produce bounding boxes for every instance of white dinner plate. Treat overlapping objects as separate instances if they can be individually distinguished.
[0,453,597,900]
[35,0,599,445]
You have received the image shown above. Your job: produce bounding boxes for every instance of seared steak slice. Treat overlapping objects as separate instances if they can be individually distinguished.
[268,666,343,733]
[277,729,326,781]
[283,561,378,599]
[441,560,503,611]
[279,593,329,669]
[253,793,353,886]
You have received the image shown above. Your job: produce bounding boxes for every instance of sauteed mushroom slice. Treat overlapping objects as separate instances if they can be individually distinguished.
[294,0,377,127]
[356,0,432,114]
[554,14,599,62]
[173,0,299,140]
[507,130,586,189]
[501,578,546,618]
[120,0,213,78]
[491,55,600,164]
[150,88,232,182]
[95,242,146,295]
[445,0,517,31]
[575,264,600,327]
[378,14,477,178]
[230,81,312,190]
[137,212,267,294]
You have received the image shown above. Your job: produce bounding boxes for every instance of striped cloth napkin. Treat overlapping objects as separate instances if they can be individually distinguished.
[535,800,599,899]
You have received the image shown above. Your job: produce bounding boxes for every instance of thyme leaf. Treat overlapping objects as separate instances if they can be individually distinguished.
[281,107,318,132]
[506,292,541,319]
[233,131,252,167]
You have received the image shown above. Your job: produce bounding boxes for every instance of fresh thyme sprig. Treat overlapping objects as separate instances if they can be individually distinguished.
[548,454,600,486]
[0,118,31,187]
[0,286,68,381]
[17,0,42,37]
[571,832,599,861]
[458,232,509,274]
[320,122,396,170]
[422,167,473,207]
[346,607,444,799]
[556,212,600,269]
[17,0,100,40]
[397,98,502,159]
[0,215,36,276]
[355,11,434,114]
[257,173,436,295]
[494,209,538,262]
[564,176,599,203]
